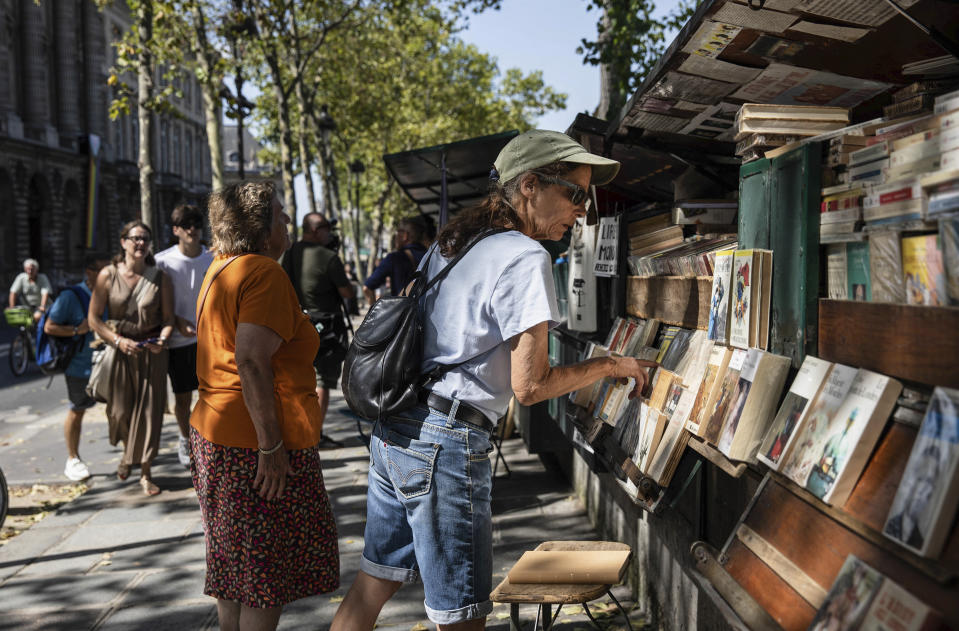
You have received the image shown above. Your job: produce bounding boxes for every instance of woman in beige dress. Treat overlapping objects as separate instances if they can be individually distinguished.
[89,220,175,495]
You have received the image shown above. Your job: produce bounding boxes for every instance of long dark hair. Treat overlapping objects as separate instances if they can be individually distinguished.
[113,220,156,266]
[436,161,578,257]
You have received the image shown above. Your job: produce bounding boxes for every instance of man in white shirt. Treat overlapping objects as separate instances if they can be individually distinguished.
[155,204,214,467]
[8,258,53,323]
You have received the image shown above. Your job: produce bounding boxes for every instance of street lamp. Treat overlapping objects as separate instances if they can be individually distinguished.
[348,159,365,266]
[316,104,340,221]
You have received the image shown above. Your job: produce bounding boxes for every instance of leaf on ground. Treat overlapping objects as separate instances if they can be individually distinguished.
[329,595,344,603]
[410,623,429,631]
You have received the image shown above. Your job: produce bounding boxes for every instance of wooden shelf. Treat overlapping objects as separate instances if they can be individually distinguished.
[626,276,713,330]
[687,435,749,478]
[818,300,959,388]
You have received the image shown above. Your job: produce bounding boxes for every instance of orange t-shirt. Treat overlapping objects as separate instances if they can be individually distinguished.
[190,254,321,449]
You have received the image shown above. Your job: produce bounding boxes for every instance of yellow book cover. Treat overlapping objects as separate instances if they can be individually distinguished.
[902,234,946,306]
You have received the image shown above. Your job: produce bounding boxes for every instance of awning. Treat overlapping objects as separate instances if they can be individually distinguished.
[383,130,520,225]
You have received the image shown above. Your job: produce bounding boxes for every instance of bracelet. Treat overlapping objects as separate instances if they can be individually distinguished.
[258,439,284,455]
[114,336,123,348]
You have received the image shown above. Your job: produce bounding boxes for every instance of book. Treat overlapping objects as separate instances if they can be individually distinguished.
[807,555,884,631]
[686,345,733,436]
[869,231,906,303]
[781,363,859,487]
[734,118,847,141]
[707,250,734,344]
[757,356,834,471]
[860,576,950,631]
[753,250,773,351]
[902,234,947,306]
[507,550,631,584]
[826,243,849,300]
[849,142,891,166]
[722,350,791,463]
[627,212,672,237]
[646,403,689,485]
[570,344,609,407]
[941,216,959,305]
[847,241,872,301]
[628,225,684,251]
[729,250,755,350]
[883,386,959,558]
[737,104,849,123]
[805,369,902,506]
[637,407,668,473]
[716,348,762,457]
[702,348,748,446]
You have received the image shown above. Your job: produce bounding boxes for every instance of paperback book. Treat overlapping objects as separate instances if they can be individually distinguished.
[722,350,792,463]
[883,386,959,558]
[781,363,859,487]
[686,345,733,436]
[869,231,906,303]
[847,241,872,301]
[757,356,833,471]
[717,348,762,456]
[903,234,947,306]
[860,572,949,631]
[708,250,734,344]
[805,370,902,506]
[807,556,885,631]
[702,348,748,446]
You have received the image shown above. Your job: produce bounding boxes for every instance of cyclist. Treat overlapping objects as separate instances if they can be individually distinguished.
[8,258,53,323]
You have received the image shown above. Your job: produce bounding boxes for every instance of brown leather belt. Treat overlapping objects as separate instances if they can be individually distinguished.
[420,391,494,433]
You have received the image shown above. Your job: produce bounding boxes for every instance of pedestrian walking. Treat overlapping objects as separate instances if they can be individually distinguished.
[331,130,656,631]
[43,253,111,481]
[280,212,354,439]
[8,258,53,323]
[192,182,339,630]
[155,204,214,468]
[362,216,429,305]
[88,220,175,496]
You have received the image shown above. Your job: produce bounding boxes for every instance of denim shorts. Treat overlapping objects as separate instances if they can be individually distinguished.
[360,403,494,625]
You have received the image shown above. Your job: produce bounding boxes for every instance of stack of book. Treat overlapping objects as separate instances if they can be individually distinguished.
[627,236,737,278]
[883,79,959,119]
[671,199,737,229]
[735,104,849,164]
[826,134,868,168]
[625,212,683,258]
[820,183,864,242]
[735,133,802,163]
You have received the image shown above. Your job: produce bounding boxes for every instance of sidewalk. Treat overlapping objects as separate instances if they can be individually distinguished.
[0,392,646,630]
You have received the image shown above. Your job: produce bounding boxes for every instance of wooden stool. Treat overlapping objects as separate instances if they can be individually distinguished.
[491,541,634,631]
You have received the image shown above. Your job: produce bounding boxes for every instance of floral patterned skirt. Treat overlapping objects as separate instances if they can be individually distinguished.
[190,427,340,608]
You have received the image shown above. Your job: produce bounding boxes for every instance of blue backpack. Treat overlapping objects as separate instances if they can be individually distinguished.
[36,286,90,376]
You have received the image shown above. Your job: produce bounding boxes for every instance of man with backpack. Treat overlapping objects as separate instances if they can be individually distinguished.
[42,253,110,481]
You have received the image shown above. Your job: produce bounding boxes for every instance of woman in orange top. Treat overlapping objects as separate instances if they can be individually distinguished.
[191,181,339,630]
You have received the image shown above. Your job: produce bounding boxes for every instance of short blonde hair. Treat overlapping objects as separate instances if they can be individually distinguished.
[207,181,276,255]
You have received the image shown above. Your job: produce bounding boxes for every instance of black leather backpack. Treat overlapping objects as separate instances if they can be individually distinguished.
[342,229,507,420]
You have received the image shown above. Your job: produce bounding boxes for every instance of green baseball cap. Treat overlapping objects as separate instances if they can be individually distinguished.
[494,130,621,186]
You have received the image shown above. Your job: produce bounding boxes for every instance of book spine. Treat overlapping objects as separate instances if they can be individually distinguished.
[849,143,890,165]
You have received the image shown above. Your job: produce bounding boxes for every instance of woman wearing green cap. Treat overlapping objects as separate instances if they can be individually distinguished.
[331,130,656,631]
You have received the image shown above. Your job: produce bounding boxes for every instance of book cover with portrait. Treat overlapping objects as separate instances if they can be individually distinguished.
[702,348,747,446]
[902,234,946,306]
[757,356,833,471]
[729,250,754,350]
[883,386,959,558]
[708,250,734,343]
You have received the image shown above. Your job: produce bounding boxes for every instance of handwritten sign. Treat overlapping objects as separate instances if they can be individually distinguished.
[593,216,619,277]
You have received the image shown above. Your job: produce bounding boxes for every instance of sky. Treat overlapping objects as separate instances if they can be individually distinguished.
[293,0,686,223]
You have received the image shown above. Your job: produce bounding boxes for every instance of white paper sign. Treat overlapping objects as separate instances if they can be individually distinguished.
[568,219,598,332]
[593,216,619,277]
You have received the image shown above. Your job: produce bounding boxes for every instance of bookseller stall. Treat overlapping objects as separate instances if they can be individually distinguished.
[535,1,959,629]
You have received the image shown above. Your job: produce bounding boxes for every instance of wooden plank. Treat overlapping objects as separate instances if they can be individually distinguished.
[688,435,748,478]
[818,300,959,389]
[625,276,712,330]
[723,539,814,631]
[692,541,785,631]
[842,422,916,532]
[744,478,959,629]
[735,524,828,609]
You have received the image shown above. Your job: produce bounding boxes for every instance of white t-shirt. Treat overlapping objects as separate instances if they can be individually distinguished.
[420,231,561,424]
[155,244,214,348]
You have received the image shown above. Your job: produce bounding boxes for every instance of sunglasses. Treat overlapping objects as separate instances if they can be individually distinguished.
[124,235,150,243]
[532,172,592,212]
[176,221,203,230]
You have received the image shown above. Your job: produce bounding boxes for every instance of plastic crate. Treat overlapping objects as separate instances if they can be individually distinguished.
[4,307,33,327]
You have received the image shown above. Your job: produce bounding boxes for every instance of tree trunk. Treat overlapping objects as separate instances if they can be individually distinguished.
[294,82,318,215]
[595,9,621,121]
[365,187,390,278]
[136,1,155,229]
[273,85,297,220]
[201,80,224,190]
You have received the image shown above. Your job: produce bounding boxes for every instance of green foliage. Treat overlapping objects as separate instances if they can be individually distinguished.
[579,0,700,117]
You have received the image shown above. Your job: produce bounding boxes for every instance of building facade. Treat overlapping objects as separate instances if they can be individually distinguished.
[0,0,211,289]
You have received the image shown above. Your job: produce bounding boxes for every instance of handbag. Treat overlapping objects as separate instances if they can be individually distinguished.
[341,228,507,421]
[85,343,115,403]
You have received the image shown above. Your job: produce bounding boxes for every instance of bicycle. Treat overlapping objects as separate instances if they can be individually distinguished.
[4,306,37,377]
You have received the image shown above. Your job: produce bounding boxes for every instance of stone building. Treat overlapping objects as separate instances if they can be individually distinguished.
[0,0,210,289]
